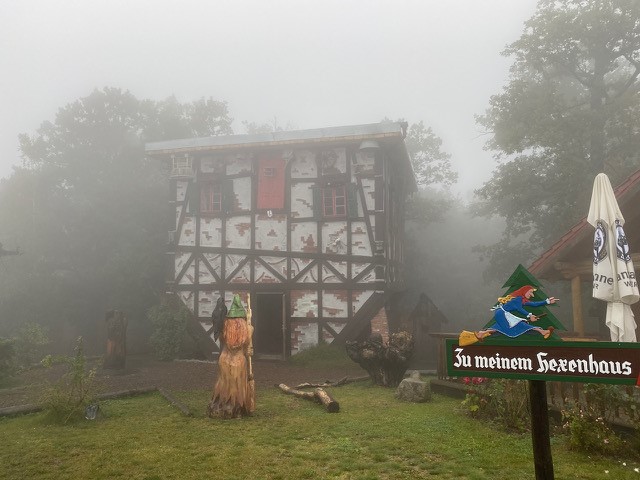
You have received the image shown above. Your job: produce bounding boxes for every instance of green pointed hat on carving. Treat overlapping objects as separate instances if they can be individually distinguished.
[227,294,246,318]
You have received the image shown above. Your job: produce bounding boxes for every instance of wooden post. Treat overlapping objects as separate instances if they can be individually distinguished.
[529,380,554,480]
[571,275,584,337]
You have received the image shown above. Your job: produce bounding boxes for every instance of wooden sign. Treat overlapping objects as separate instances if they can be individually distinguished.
[446,339,640,385]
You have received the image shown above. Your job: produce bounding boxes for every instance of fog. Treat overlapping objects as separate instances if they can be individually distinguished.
[1,0,538,195]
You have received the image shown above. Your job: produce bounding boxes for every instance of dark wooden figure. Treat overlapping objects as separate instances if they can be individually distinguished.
[104,310,127,369]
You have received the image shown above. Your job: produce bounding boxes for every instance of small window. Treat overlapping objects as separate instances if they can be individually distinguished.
[323,185,347,218]
[201,183,222,213]
[264,167,277,177]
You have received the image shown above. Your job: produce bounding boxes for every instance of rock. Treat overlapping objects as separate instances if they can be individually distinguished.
[396,375,431,403]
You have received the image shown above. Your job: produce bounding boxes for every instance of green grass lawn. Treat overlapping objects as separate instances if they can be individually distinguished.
[1,381,639,479]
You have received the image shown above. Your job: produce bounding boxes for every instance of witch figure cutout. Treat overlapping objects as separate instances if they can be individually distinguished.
[459,285,558,346]
[207,294,255,419]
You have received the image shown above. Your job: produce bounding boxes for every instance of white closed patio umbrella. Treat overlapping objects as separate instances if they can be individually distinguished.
[587,173,639,342]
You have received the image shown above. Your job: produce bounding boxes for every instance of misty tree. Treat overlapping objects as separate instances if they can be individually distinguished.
[381,119,458,224]
[473,0,640,279]
[0,87,233,351]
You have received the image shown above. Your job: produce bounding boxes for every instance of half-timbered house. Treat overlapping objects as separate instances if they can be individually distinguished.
[145,122,416,359]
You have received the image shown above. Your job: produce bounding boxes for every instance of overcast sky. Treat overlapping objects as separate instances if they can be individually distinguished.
[1,0,538,195]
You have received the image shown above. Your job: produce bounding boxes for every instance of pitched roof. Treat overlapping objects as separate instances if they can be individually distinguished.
[145,122,408,155]
[529,168,640,277]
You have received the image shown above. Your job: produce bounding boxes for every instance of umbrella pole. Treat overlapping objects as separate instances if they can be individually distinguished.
[529,380,554,480]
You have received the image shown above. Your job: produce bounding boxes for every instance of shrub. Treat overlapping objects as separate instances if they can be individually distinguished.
[40,336,98,424]
[148,300,189,360]
[0,337,17,384]
[562,383,640,458]
[13,322,49,368]
[461,377,530,432]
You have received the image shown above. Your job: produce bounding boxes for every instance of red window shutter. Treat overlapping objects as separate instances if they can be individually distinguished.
[257,156,285,209]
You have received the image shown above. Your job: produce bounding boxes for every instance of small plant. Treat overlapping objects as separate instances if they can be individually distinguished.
[562,406,626,456]
[40,336,98,424]
[460,377,529,432]
[148,299,190,360]
[562,383,640,458]
[461,377,488,417]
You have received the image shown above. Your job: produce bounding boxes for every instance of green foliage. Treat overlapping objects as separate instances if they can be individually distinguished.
[0,87,233,352]
[13,322,49,368]
[0,337,17,383]
[562,383,640,457]
[461,378,530,432]
[473,0,640,279]
[40,337,97,424]
[2,386,639,479]
[147,301,189,360]
[404,121,458,189]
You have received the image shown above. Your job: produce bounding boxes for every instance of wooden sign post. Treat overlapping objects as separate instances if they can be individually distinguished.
[446,339,640,480]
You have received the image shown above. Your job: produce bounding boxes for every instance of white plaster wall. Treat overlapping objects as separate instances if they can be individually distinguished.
[328,260,348,277]
[200,217,222,247]
[322,222,348,255]
[226,153,253,175]
[261,256,288,279]
[176,180,188,202]
[179,216,196,246]
[225,216,252,249]
[175,253,191,278]
[203,253,222,279]
[291,291,318,317]
[352,290,374,315]
[290,182,314,218]
[290,150,317,178]
[352,151,376,181]
[322,290,348,317]
[197,257,215,284]
[224,254,245,279]
[179,260,196,285]
[321,264,341,283]
[233,177,252,212]
[291,222,318,253]
[254,261,281,283]
[289,257,314,281]
[291,322,319,354]
[198,290,215,317]
[361,178,376,212]
[254,214,287,251]
[351,221,372,256]
[179,291,194,312]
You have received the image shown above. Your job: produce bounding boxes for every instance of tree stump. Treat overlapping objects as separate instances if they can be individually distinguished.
[346,331,414,387]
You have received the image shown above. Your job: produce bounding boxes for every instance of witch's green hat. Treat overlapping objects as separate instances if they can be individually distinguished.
[227,294,246,318]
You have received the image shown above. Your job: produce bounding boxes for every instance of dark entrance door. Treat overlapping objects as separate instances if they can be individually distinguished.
[254,293,285,357]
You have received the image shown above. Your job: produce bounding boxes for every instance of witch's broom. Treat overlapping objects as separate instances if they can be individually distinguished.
[246,293,256,413]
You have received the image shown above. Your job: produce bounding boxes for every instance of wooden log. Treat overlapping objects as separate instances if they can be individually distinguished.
[96,386,158,401]
[314,388,339,413]
[0,386,159,418]
[157,387,192,417]
[294,376,370,389]
[277,383,340,413]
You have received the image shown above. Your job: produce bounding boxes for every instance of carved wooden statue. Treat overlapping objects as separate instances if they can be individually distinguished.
[207,295,255,419]
[104,310,127,369]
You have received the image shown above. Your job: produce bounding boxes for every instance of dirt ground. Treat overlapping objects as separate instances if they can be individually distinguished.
[0,354,368,409]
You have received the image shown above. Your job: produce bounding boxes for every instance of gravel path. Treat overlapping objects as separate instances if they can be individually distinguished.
[0,354,367,409]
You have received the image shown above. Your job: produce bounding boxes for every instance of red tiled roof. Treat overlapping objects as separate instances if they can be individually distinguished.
[529,168,640,276]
